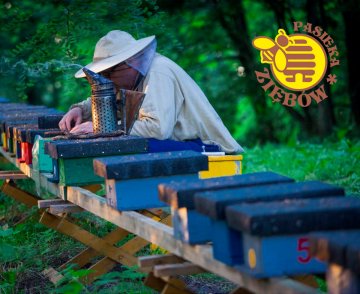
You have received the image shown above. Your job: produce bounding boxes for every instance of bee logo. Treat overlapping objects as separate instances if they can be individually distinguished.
[253,29,327,91]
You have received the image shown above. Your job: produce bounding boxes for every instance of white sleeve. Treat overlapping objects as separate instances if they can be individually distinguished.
[130,72,177,139]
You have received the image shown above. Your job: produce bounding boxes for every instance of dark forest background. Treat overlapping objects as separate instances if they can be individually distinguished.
[0,0,359,146]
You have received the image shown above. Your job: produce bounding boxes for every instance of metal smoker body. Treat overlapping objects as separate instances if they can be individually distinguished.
[83,67,118,134]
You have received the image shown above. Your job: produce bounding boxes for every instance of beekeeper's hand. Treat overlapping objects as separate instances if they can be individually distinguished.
[70,121,93,134]
[59,107,83,132]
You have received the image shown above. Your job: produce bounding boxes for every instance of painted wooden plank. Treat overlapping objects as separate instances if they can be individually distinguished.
[19,142,27,162]
[195,181,343,266]
[14,125,38,143]
[26,129,63,144]
[37,114,63,129]
[195,181,345,220]
[32,137,54,173]
[0,147,62,198]
[225,196,360,236]
[7,125,28,154]
[58,157,104,186]
[309,229,360,274]
[199,155,243,179]
[0,97,10,103]
[106,174,198,210]
[24,142,33,164]
[48,158,59,183]
[45,135,148,159]
[159,171,294,209]
[7,136,13,154]
[0,111,49,128]
[1,132,7,148]
[237,232,326,277]
[171,207,212,244]
[211,220,244,265]
[162,172,294,244]
[0,109,56,136]
[0,146,320,294]
[2,120,37,138]
[0,104,47,112]
[15,141,22,159]
[94,151,209,180]
[1,108,60,132]
[66,186,319,294]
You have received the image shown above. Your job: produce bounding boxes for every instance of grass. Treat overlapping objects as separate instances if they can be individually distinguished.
[1,139,359,293]
[243,139,360,195]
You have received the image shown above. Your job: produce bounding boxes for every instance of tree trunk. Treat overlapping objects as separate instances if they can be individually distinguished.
[210,0,277,142]
[343,4,360,127]
[306,0,335,136]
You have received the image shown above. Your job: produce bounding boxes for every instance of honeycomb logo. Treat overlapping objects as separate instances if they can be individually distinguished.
[252,22,340,108]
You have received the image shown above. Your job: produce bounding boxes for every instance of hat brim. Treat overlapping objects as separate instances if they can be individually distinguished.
[74,35,155,78]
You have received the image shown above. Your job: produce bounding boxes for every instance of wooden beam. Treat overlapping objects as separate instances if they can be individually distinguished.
[161,283,193,294]
[0,170,27,180]
[0,148,321,294]
[291,275,318,289]
[144,208,170,219]
[83,211,173,282]
[144,272,195,294]
[49,204,84,214]
[59,227,130,270]
[154,262,204,277]
[39,211,137,266]
[81,256,117,285]
[144,272,166,292]
[1,180,40,207]
[42,267,64,285]
[230,287,254,294]
[38,199,67,208]
[0,148,61,197]
[81,184,103,193]
[60,211,169,283]
[161,277,192,294]
[139,255,184,269]
[66,186,318,294]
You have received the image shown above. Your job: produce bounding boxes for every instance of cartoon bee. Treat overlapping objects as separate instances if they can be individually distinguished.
[253,29,317,83]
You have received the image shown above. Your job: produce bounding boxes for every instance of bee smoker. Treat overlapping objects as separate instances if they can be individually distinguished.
[82,67,117,134]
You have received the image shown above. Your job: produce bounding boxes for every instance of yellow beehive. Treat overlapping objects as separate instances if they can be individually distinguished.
[2,133,8,150]
[199,154,243,179]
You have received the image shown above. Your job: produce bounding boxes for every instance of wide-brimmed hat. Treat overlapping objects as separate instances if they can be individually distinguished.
[75,30,155,78]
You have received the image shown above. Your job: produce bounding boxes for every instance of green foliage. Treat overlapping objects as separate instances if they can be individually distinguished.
[0,270,17,293]
[1,0,359,145]
[0,0,171,109]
